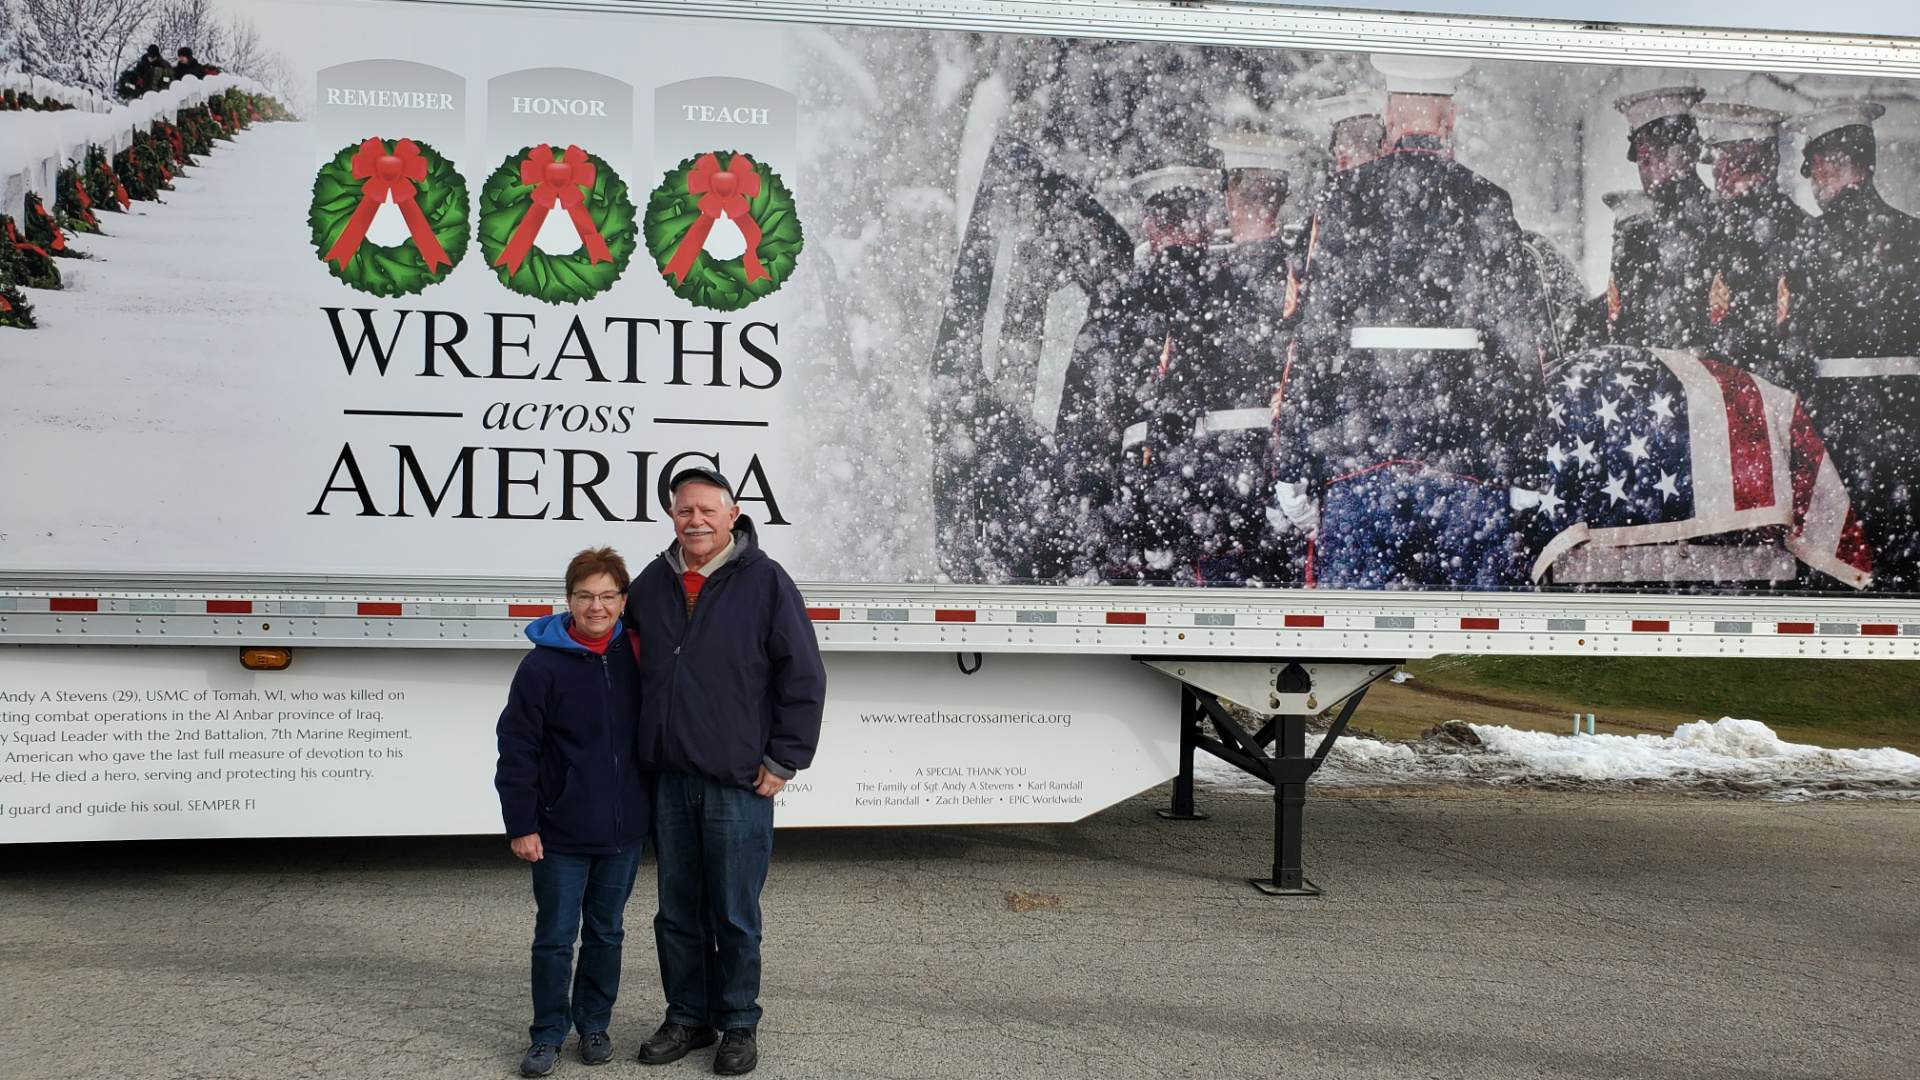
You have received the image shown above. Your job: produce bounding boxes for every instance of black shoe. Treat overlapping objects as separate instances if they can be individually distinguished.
[519,1042,560,1077]
[579,1030,613,1066]
[713,1028,758,1076]
[637,1022,717,1066]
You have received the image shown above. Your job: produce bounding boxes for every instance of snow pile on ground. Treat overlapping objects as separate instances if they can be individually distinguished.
[1194,718,1920,801]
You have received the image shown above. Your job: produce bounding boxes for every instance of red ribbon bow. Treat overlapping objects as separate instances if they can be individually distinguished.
[494,144,614,277]
[324,138,451,272]
[71,176,97,226]
[662,152,768,285]
[100,163,129,210]
[32,201,65,253]
[7,220,51,259]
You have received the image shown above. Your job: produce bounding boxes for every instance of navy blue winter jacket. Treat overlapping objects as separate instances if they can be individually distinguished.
[493,613,649,855]
[626,515,826,790]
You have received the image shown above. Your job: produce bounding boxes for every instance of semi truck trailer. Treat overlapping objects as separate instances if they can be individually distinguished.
[3,0,1917,892]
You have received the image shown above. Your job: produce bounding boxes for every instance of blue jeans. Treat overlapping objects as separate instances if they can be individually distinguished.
[653,772,775,1031]
[528,847,644,1046]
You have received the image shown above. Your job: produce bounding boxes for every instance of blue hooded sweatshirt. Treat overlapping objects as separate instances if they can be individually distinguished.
[493,612,649,855]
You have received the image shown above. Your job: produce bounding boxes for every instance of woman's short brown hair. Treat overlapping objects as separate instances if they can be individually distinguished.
[565,547,630,595]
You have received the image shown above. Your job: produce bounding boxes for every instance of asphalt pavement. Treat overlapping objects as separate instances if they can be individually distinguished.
[1,786,1915,1080]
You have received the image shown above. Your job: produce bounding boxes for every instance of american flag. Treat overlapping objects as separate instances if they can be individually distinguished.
[1531,346,1872,589]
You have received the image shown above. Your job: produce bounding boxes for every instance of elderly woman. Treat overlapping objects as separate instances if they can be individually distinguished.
[495,547,649,1077]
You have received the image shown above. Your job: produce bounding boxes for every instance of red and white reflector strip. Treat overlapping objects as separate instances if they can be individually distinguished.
[1631,619,1670,633]
[507,604,552,617]
[1105,611,1146,625]
[1460,617,1499,630]
[357,602,404,617]
[1284,614,1324,628]
[49,598,98,613]
[806,607,841,621]
[1777,622,1815,634]
[934,609,976,623]
[206,600,253,614]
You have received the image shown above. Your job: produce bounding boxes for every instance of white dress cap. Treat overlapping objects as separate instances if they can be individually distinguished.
[1786,100,1887,143]
[1302,89,1382,131]
[1208,131,1309,175]
[1613,86,1706,132]
[1127,165,1218,200]
[1695,102,1788,145]
[1369,54,1473,96]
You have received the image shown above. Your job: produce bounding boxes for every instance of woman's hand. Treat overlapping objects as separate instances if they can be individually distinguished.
[510,832,544,862]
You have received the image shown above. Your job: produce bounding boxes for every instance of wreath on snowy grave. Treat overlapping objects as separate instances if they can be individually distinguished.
[476,143,637,305]
[309,137,469,297]
[643,150,802,312]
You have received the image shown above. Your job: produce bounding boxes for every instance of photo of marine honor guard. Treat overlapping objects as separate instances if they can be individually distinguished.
[928,36,1916,599]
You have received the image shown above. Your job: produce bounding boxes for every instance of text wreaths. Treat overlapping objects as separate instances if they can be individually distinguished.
[310,307,789,524]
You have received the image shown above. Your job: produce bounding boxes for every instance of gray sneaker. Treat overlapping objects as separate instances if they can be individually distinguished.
[580,1031,613,1066]
[520,1042,560,1077]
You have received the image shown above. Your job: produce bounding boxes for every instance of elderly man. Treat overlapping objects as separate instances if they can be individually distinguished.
[627,466,825,1076]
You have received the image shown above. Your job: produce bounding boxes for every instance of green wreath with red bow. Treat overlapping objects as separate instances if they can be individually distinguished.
[643,151,802,312]
[309,137,469,297]
[477,143,637,305]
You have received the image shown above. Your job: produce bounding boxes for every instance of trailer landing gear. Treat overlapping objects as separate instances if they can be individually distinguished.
[1144,661,1398,895]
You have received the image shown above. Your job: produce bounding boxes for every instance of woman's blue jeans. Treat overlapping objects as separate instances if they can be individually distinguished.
[528,847,644,1046]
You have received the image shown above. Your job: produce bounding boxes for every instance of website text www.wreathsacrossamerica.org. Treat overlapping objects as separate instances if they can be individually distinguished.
[860,711,1072,728]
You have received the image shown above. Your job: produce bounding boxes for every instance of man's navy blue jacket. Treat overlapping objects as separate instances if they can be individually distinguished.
[625,515,826,789]
[493,613,649,854]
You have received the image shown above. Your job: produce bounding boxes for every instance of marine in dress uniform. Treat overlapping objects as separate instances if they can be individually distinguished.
[1789,101,1920,591]
[1695,102,1817,390]
[1058,166,1231,581]
[1177,133,1313,584]
[1287,92,1386,325]
[1274,55,1555,590]
[1604,87,1717,349]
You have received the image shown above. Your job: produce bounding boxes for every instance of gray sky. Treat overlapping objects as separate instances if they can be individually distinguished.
[1312,1,1920,38]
